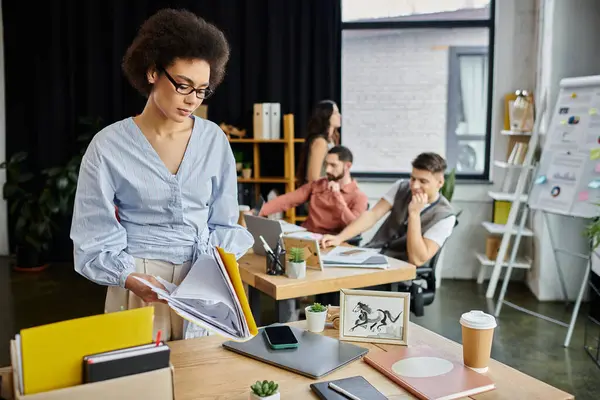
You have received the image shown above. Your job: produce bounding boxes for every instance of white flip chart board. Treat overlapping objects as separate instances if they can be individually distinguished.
[528,75,600,219]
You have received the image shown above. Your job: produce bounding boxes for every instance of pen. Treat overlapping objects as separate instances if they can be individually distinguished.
[259,235,275,255]
[328,382,362,400]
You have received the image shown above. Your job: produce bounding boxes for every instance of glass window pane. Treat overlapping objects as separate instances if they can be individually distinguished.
[341,28,489,175]
[342,0,491,22]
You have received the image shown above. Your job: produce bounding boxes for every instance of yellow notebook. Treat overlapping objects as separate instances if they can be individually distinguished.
[20,307,154,395]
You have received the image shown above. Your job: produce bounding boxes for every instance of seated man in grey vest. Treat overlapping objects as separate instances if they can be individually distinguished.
[321,152,456,266]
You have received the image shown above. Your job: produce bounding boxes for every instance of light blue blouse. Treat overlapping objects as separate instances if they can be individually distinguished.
[70,116,254,288]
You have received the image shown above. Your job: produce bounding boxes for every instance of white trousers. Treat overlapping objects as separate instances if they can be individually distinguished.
[104,257,209,341]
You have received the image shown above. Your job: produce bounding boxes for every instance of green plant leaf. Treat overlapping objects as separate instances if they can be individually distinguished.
[3,183,18,198]
[43,167,62,177]
[309,302,327,312]
[11,152,27,163]
[288,247,305,263]
[18,172,34,183]
[441,167,456,202]
[25,235,42,252]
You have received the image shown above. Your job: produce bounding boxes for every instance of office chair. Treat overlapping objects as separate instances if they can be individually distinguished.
[396,247,443,317]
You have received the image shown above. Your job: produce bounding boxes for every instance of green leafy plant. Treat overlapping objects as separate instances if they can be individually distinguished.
[233,150,244,163]
[584,205,600,250]
[440,167,456,202]
[288,247,305,263]
[0,116,101,267]
[251,380,279,397]
[308,302,327,313]
[0,152,56,257]
[243,162,252,169]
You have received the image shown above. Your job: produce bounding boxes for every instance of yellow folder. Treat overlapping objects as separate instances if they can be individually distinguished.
[20,307,154,395]
[217,247,258,337]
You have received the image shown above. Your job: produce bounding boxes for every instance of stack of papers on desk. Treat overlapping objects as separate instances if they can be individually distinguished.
[136,247,258,342]
[321,247,389,269]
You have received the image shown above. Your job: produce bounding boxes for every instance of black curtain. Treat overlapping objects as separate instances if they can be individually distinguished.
[3,0,341,261]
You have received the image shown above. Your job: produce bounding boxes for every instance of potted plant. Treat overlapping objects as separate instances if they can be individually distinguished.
[286,247,306,279]
[435,167,459,287]
[1,152,58,270]
[0,117,100,270]
[440,167,456,203]
[242,162,253,179]
[305,302,328,333]
[250,380,279,400]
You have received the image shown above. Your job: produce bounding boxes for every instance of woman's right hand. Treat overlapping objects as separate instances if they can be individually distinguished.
[125,273,168,303]
[321,234,342,249]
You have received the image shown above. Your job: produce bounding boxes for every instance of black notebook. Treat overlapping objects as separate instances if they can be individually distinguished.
[310,375,388,400]
[83,343,170,383]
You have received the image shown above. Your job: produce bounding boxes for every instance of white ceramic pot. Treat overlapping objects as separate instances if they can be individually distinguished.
[249,391,280,400]
[242,169,252,179]
[305,306,327,333]
[286,261,306,279]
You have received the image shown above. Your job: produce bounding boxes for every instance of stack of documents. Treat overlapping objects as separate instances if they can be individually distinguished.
[136,247,258,342]
[321,247,389,269]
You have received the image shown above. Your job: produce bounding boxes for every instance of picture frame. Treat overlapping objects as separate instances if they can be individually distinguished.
[339,288,410,346]
[282,236,323,270]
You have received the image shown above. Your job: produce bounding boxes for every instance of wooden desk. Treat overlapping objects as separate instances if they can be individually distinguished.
[168,320,574,400]
[238,251,416,323]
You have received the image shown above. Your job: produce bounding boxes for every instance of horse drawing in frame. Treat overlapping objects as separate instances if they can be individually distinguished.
[349,301,402,332]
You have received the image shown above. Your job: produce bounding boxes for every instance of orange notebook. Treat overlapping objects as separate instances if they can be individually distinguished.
[364,346,495,400]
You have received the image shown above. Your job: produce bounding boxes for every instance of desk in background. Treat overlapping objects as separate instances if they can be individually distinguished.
[168,320,574,400]
[238,251,416,324]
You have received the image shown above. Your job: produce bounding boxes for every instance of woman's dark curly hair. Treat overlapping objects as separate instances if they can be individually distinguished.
[122,8,230,97]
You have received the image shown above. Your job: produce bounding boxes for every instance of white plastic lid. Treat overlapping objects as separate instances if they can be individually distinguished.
[460,310,497,330]
[239,205,251,212]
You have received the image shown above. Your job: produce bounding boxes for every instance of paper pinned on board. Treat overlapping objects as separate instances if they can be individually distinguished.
[591,148,600,160]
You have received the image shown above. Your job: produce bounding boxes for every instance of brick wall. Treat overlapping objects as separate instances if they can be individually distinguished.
[341,27,488,173]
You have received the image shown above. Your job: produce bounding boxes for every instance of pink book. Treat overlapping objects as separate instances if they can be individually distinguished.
[364,346,496,400]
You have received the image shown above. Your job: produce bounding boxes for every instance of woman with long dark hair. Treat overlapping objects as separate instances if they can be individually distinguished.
[296,100,341,186]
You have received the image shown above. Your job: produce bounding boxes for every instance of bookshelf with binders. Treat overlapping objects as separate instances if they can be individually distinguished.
[229,112,305,225]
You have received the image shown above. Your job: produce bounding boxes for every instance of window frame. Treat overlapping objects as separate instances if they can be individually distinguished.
[447,46,489,175]
[340,0,496,181]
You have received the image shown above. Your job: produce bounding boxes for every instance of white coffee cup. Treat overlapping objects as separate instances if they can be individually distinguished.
[460,310,497,373]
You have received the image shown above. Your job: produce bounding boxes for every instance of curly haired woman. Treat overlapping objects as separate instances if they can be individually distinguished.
[70,9,253,340]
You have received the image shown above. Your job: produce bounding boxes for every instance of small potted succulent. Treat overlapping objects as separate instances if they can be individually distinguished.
[242,162,253,179]
[286,247,306,279]
[250,380,280,400]
[305,302,328,333]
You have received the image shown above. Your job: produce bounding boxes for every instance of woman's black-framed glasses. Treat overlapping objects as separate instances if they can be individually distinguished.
[161,68,214,100]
